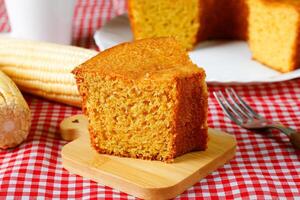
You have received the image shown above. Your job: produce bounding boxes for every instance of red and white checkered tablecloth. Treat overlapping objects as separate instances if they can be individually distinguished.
[0,0,299,199]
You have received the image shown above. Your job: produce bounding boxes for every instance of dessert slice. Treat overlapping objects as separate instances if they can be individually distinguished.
[248,0,300,72]
[73,37,208,162]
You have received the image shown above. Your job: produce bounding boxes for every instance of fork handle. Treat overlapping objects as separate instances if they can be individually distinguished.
[289,132,300,150]
[269,124,300,149]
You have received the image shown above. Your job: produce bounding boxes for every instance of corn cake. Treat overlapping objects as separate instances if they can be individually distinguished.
[128,0,300,72]
[72,37,208,162]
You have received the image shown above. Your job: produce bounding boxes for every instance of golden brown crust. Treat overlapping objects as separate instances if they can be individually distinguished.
[73,72,88,111]
[72,37,195,80]
[170,71,208,159]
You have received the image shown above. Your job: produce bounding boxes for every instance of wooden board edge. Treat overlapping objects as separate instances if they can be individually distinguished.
[165,144,236,199]
[61,138,236,199]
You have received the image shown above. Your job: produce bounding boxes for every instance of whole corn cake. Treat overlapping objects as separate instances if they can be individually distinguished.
[72,37,208,162]
[128,0,300,73]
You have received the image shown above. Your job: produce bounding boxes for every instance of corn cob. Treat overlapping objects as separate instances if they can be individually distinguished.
[0,36,98,107]
[0,70,31,149]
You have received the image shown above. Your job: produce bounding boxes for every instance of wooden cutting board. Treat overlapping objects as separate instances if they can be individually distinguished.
[60,114,236,200]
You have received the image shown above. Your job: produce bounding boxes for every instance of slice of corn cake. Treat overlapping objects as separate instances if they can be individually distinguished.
[72,37,208,162]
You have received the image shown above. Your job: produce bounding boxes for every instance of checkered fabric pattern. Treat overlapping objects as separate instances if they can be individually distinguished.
[0,0,300,199]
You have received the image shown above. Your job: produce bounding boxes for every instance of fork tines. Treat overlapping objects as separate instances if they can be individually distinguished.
[213,88,262,125]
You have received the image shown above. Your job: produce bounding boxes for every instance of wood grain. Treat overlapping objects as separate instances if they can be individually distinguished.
[60,114,236,199]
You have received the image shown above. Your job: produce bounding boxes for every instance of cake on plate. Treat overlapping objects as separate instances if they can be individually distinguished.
[128,0,300,72]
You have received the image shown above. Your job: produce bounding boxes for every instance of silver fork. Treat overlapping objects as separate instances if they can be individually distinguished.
[213,88,300,149]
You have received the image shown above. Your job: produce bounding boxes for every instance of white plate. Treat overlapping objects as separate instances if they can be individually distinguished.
[94,14,300,84]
